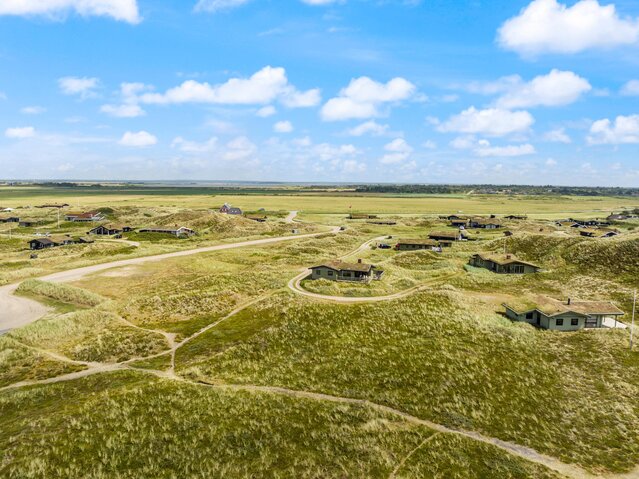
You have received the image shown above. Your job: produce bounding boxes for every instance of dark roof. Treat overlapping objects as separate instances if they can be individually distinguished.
[29,238,55,245]
[429,231,467,240]
[396,239,439,246]
[311,260,374,273]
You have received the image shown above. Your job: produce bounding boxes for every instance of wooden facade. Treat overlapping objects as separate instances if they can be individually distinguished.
[469,254,541,274]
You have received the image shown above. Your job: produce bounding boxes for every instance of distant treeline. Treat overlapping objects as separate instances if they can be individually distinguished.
[353,184,639,197]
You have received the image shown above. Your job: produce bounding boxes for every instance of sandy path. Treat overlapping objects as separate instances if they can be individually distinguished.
[0,227,339,333]
[284,210,298,223]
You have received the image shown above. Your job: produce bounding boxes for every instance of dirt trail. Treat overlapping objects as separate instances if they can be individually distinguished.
[0,226,339,333]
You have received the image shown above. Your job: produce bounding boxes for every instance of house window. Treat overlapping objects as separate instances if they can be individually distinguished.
[556,318,564,326]
[327,271,334,276]
[525,312,534,320]
[571,318,579,326]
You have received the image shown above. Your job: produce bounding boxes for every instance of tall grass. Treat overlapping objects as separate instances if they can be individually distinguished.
[17,279,106,307]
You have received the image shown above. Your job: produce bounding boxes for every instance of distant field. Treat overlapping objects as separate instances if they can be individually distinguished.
[1,186,638,216]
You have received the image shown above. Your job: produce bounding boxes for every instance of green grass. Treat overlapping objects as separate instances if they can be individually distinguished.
[8,310,169,363]
[16,279,106,307]
[0,336,86,388]
[178,291,639,474]
[0,371,435,479]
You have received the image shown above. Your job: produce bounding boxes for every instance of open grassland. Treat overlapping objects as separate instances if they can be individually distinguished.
[0,371,562,479]
[1,185,638,215]
[1,187,639,477]
[178,291,639,474]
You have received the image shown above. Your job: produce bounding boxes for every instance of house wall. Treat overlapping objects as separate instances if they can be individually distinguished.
[311,267,338,281]
[546,312,586,331]
[397,244,435,251]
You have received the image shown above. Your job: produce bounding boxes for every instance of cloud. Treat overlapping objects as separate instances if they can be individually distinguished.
[5,126,36,139]
[347,120,389,136]
[621,80,639,96]
[380,138,413,164]
[119,130,158,147]
[100,82,149,117]
[58,76,99,98]
[438,107,534,136]
[465,75,522,95]
[321,76,416,121]
[20,106,46,115]
[546,158,557,166]
[100,103,145,117]
[0,0,141,23]
[138,66,319,108]
[544,128,571,143]
[273,120,294,133]
[474,140,536,157]
[498,0,639,55]
[495,70,591,109]
[587,115,639,144]
[256,105,277,117]
[171,136,218,153]
[451,135,536,157]
[194,0,251,13]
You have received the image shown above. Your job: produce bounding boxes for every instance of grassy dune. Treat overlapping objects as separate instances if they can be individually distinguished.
[178,292,639,473]
[8,310,168,363]
[0,337,85,388]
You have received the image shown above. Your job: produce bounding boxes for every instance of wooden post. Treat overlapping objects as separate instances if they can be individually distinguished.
[631,290,637,351]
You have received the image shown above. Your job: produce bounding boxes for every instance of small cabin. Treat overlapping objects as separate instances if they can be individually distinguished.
[429,231,468,245]
[504,297,625,331]
[139,226,196,237]
[65,211,105,222]
[29,238,57,250]
[310,260,381,282]
[469,218,502,229]
[88,224,132,236]
[469,253,541,274]
[395,239,441,251]
[220,203,243,215]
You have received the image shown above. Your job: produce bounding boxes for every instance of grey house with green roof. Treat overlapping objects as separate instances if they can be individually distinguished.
[504,296,625,331]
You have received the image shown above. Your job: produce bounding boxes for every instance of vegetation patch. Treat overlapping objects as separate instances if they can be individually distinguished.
[8,310,168,363]
[17,279,106,308]
[0,337,85,388]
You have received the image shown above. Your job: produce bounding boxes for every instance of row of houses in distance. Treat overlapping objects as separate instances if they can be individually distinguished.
[87,224,196,237]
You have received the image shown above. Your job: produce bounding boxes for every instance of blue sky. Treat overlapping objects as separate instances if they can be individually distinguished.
[0,0,638,185]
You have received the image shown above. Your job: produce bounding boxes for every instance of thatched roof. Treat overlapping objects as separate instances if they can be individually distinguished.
[473,253,540,269]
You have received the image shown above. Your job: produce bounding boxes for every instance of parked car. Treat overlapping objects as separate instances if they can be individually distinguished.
[378,243,391,249]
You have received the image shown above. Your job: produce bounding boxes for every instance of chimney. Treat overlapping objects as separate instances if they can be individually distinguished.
[567,298,571,305]
[358,259,362,263]
[506,254,512,259]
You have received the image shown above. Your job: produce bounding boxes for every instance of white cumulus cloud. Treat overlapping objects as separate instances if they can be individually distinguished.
[544,128,572,143]
[621,80,639,96]
[119,130,158,147]
[347,120,389,136]
[587,115,639,145]
[438,107,534,136]
[138,66,318,108]
[5,126,36,139]
[194,0,251,12]
[380,138,413,164]
[495,70,591,109]
[59,76,100,98]
[0,0,141,23]
[498,0,639,55]
[101,103,145,118]
[321,76,415,121]
[273,120,294,133]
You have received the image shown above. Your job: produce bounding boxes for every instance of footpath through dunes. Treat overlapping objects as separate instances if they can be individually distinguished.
[0,220,340,333]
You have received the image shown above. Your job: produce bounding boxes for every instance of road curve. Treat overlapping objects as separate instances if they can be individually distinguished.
[0,227,340,333]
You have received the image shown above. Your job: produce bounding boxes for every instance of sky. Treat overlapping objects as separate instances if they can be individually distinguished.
[0,0,638,186]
